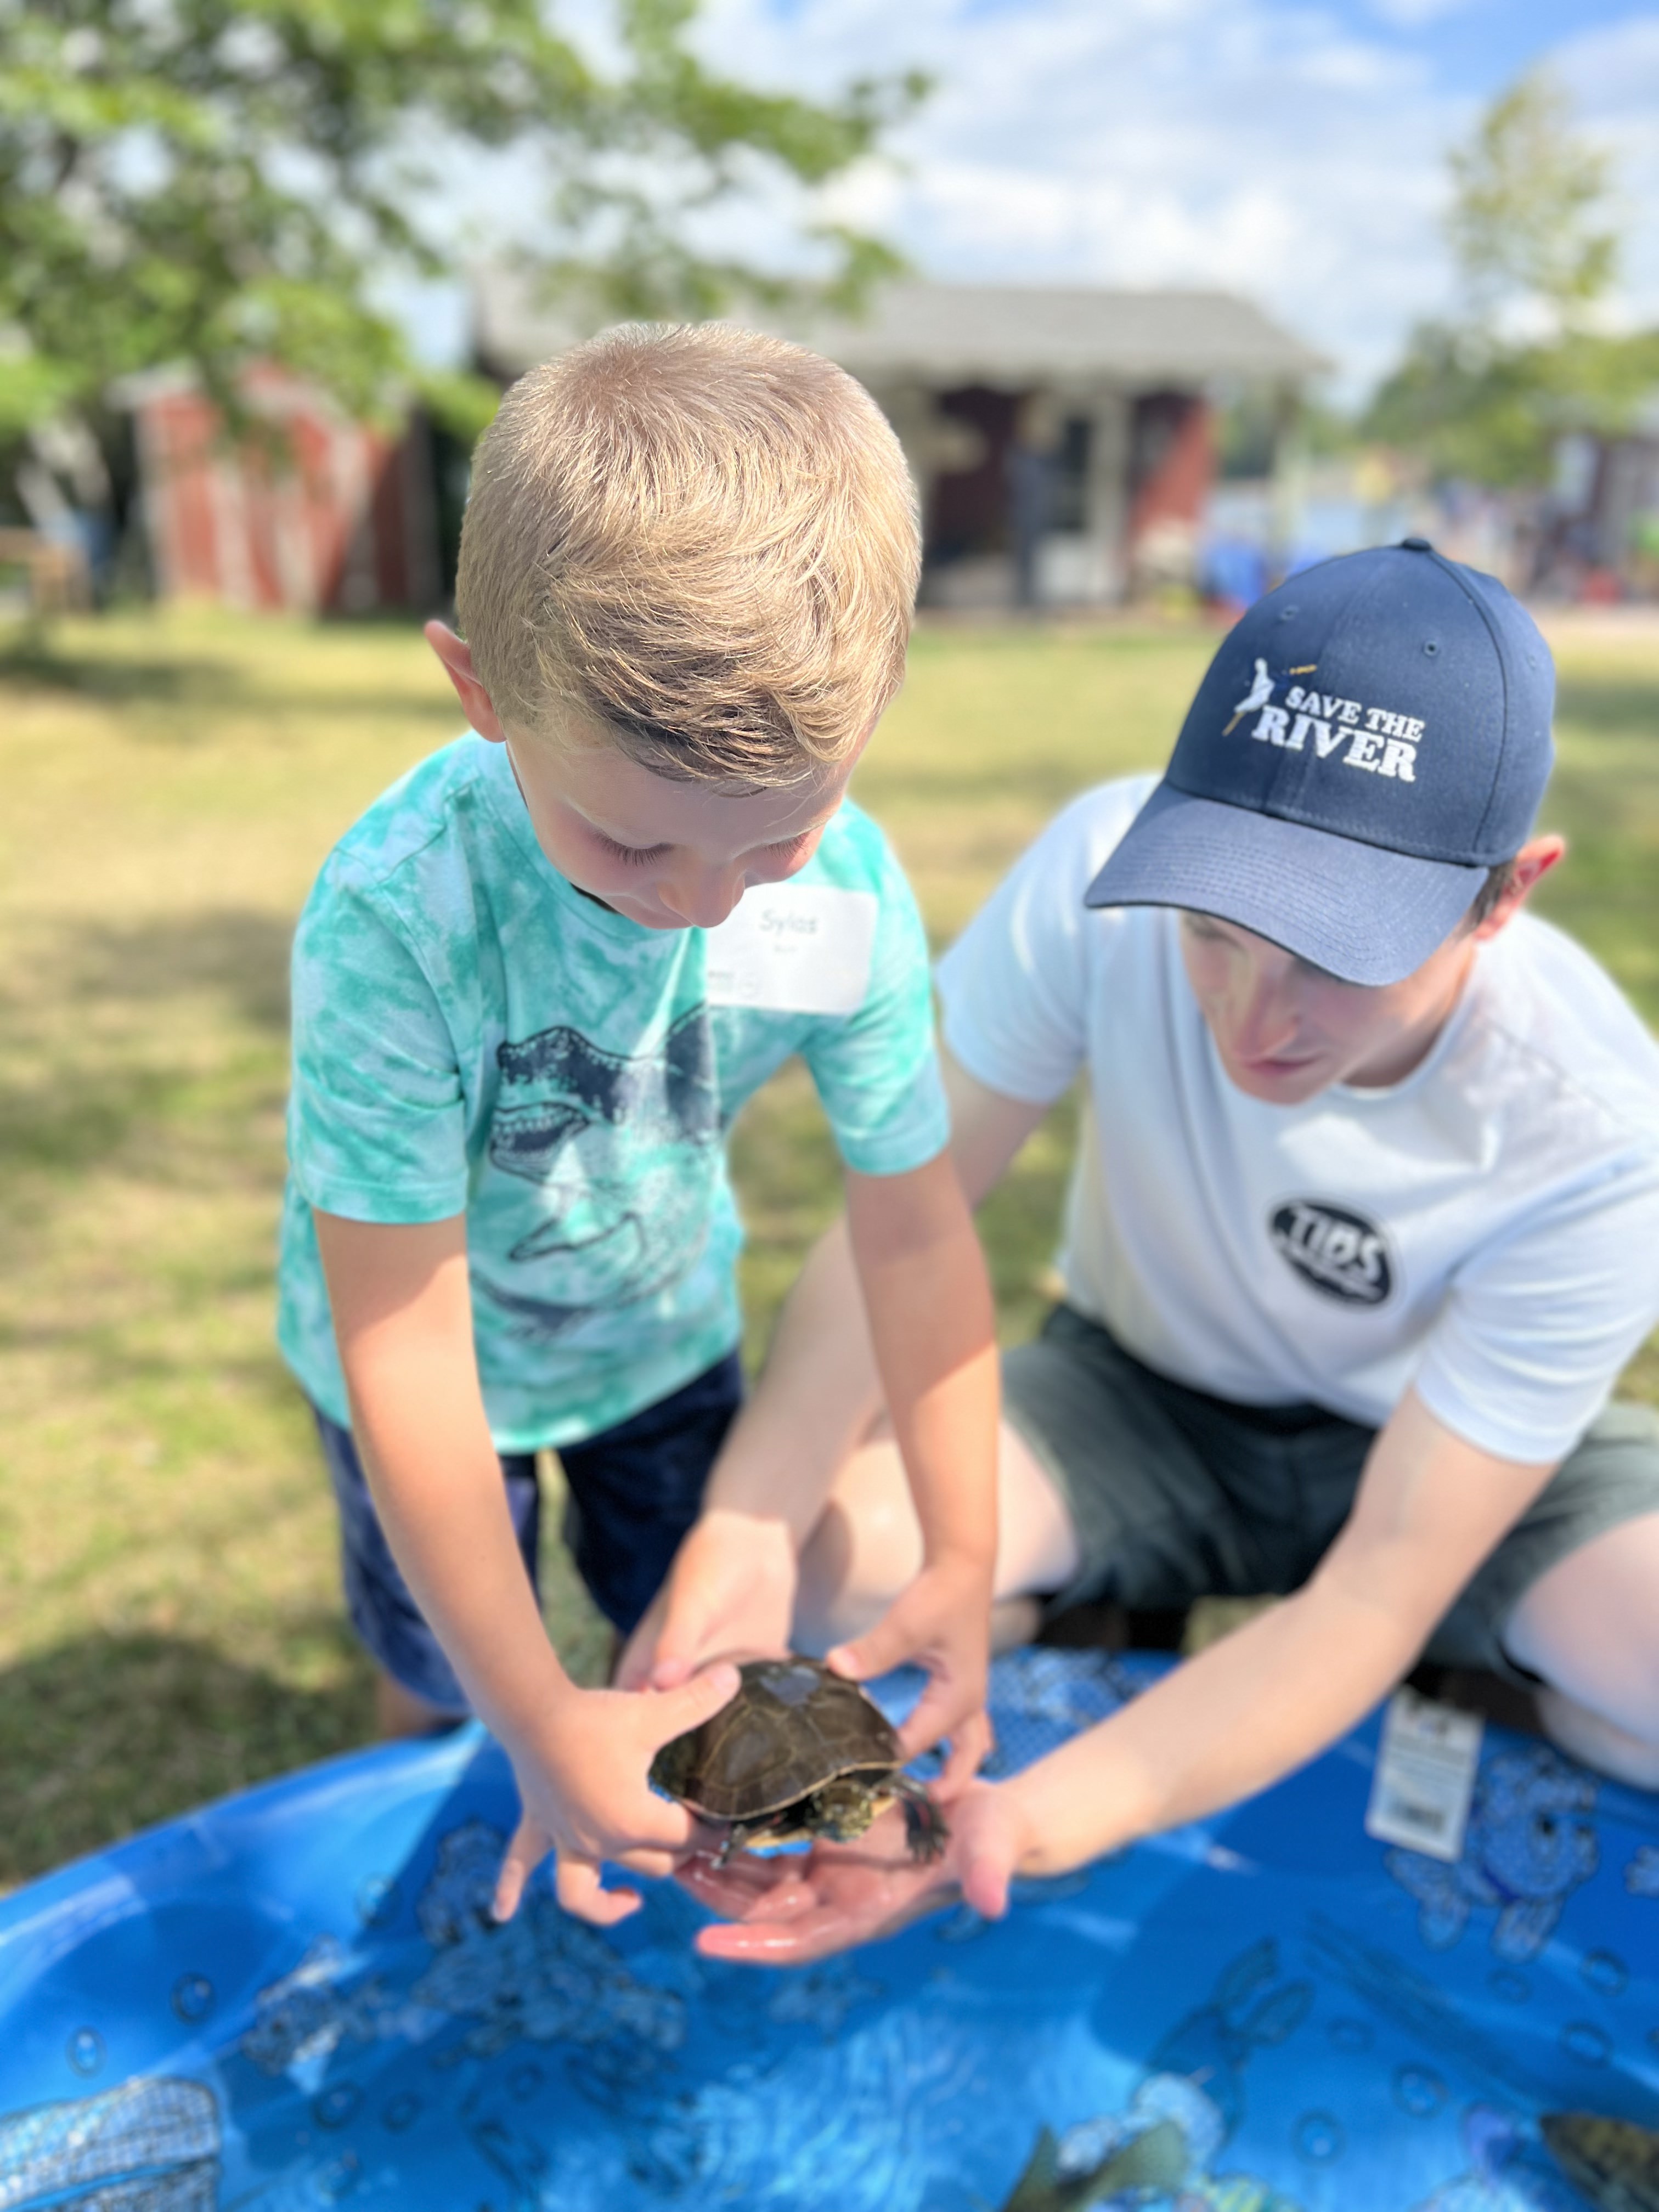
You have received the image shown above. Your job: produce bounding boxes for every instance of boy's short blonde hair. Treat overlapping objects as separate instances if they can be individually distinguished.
[456,323,921,786]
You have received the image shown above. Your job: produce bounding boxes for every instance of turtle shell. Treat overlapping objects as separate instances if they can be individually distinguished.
[650,1657,901,1823]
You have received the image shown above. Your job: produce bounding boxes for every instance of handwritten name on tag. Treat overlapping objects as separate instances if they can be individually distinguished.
[1364,1689,1483,1862]
[704,885,878,1015]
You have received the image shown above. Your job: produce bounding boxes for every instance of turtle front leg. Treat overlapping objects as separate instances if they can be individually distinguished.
[894,1775,950,1863]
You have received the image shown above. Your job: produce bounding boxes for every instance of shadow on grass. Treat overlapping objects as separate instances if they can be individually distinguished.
[65,908,295,1031]
[0,633,257,709]
[0,1060,190,1180]
[0,909,293,1181]
[1,1626,375,1890]
[1553,675,1659,740]
[0,619,456,736]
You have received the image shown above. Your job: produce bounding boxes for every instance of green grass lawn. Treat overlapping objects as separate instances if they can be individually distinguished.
[3,605,1657,1889]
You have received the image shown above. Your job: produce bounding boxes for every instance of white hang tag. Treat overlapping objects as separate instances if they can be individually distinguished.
[1364,1689,1483,1863]
[703,885,879,1016]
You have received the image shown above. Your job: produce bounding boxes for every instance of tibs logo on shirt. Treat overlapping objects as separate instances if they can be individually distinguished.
[1270,1199,1394,1307]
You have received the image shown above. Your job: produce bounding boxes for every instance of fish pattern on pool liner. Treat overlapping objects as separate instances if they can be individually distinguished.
[997,1942,1314,2212]
[1384,1746,1600,1960]
[1539,2111,1659,2211]
[3,1648,1658,2212]
[408,1820,686,2058]
[239,1938,392,2078]
[239,1819,685,2079]
[1406,2103,1598,2211]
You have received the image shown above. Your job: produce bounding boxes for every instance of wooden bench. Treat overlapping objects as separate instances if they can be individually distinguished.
[0,527,92,614]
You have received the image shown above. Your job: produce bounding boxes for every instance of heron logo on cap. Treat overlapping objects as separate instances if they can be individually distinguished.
[1228,658,1426,783]
[1221,656,1317,733]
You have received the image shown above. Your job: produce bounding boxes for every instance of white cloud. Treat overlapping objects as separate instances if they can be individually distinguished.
[382,0,1659,402]
[687,0,1467,396]
[682,0,1659,401]
[1556,16,1659,329]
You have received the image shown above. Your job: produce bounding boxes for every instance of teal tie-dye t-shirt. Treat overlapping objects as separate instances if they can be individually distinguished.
[277,736,947,1451]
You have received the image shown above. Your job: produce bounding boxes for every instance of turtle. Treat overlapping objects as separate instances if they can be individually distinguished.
[650,1656,949,1865]
[1540,2112,1659,2210]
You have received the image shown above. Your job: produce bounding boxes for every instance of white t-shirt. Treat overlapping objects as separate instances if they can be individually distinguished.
[936,775,1659,1464]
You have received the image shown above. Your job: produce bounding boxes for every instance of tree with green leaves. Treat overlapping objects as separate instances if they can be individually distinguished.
[1446,70,1618,343]
[0,0,921,453]
[1365,69,1657,488]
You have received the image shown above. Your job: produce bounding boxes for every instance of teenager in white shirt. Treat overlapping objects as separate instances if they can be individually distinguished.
[644,540,1659,1962]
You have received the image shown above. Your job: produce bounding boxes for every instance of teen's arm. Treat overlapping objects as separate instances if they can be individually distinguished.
[656,1058,1042,1548]
[618,1062,1048,1771]
[313,1211,737,1927]
[686,1390,1561,1960]
[828,1147,1001,1775]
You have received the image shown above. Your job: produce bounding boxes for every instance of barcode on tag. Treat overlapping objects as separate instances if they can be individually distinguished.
[1364,1689,1483,1862]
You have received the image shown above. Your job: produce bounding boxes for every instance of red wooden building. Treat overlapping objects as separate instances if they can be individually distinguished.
[128,366,441,613]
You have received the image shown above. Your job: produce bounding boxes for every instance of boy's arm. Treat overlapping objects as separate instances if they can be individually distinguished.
[313,1211,738,1927]
[688,1391,1562,1961]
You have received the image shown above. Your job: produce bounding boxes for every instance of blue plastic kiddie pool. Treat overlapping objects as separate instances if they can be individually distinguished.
[3,1650,1657,2210]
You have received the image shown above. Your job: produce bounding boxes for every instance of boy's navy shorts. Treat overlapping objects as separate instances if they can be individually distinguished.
[313,1351,743,1712]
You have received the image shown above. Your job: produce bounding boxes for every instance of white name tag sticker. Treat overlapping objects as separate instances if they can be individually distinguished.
[703,885,878,1016]
[1364,1689,1483,1863]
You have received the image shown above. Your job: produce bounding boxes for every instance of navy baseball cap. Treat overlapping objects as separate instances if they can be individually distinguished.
[1085,541,1555,985]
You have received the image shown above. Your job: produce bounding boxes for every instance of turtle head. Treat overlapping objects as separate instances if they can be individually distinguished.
[803,1777,882,1842]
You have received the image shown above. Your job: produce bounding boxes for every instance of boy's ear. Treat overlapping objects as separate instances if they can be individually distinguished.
[1471,833,1566,944]
[424,620,509,744]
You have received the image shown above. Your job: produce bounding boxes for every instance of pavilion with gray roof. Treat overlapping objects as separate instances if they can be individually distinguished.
[473,274,1325,608]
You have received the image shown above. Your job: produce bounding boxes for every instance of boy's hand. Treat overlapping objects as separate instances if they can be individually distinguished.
[614,1509,797,1691]
[492,1662,741,1928]
[680,1781,1023,1964]
[827,1550,995,1795]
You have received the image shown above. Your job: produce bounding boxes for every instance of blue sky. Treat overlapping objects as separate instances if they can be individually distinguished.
[677,0,1659,398]
[1279,0,1647,93]
[405,1,1659,402]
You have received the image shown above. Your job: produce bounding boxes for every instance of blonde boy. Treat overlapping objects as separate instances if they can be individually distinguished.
[277,326,997,1928]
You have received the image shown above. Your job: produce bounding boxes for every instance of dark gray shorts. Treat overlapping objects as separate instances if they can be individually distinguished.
[1003,1304,1659,1682]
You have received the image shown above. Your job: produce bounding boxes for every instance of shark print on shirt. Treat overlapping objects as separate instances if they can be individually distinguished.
[479,1007,720,1338]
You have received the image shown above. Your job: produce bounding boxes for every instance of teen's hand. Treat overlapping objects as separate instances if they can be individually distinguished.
[826,1551,995,1795]
[614,1509,797,1691]
[680,1783,1023,1963]
[492,1663,740,1928]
